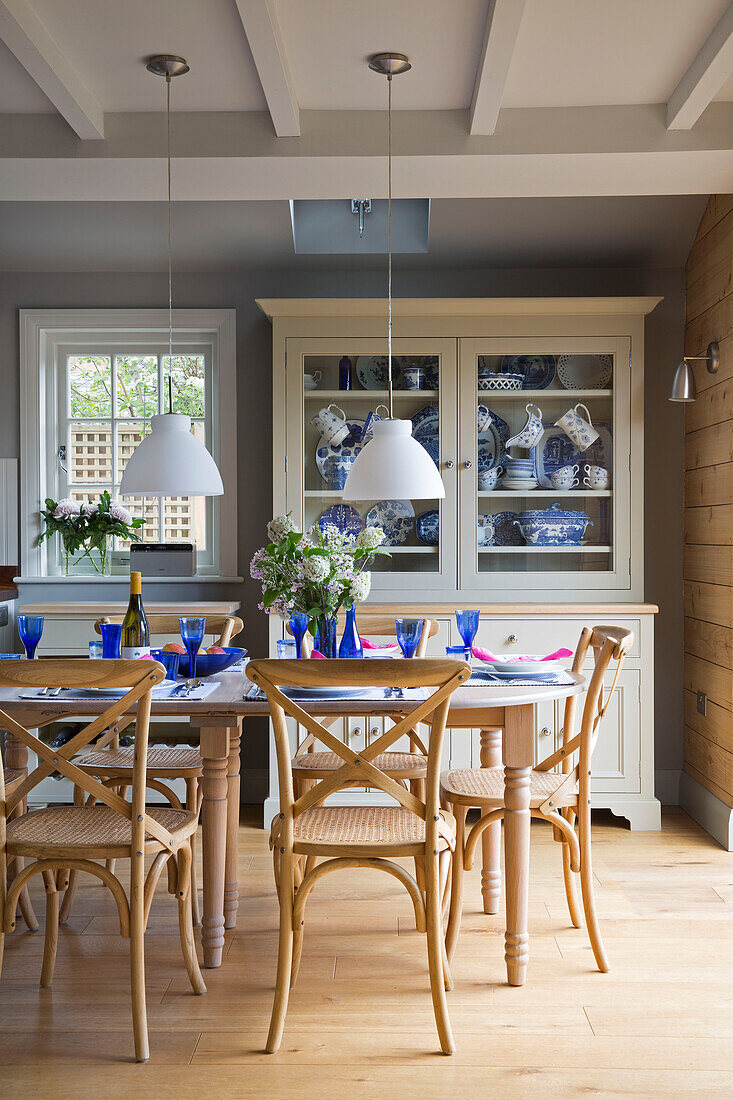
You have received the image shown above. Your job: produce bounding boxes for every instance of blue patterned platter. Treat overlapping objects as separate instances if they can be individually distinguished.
[411,404,440,467]
[492,510,525,547]
[355,355,406,390]
[501,354,556,390]
[316,418,366,489]
[366,500,414,546]
[477,409,510,473]
[416,509,439,546]
[318,504,363,538]
[531,422,612,488]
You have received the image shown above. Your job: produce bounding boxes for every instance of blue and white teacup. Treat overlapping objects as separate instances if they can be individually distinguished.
[554,403,599,452]
[477,515,496,546]
[551,464,580,490]
[478,465,504,491]
[477,404,493,432]
[505,404,545,450]
[311,404,349,447]
[583,464,610,489]
[404,364,425,390]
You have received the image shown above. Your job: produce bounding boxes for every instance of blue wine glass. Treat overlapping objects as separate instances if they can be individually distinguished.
[179,616,205,680]
[455,609,480,657]
[395,618,423,660]
[289,613,311,659]
[18,614,44,659]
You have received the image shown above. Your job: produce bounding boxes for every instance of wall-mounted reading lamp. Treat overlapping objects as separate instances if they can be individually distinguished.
[669,341,720,402]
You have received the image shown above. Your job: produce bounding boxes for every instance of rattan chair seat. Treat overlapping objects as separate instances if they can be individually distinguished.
[271,804,455,856]
[7,804,198,859]
[440,766,578,809]
[292,750,427,780]
[81,745,203,778]
[3,768,25,792]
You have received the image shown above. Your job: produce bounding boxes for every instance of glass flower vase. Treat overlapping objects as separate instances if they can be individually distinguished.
[338,604,363,658]
[315,615,338,658]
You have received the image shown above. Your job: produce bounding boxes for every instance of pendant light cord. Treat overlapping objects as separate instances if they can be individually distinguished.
[387,72,393,420]
[166,73,173,413]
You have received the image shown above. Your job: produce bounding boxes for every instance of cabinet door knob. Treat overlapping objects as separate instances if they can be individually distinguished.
[540,726,552,738]
[463,460,473,469]
[444,459,454,469]
[506,633,518,644]
[370,726,380,737]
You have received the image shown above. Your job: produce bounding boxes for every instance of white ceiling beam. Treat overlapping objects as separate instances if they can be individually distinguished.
[469,0,527,135]
[0,0,104,139]
[667,1,733,130]
[233,0,299,137]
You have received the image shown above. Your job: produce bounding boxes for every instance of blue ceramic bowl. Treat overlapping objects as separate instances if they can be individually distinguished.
[177,646,247,678]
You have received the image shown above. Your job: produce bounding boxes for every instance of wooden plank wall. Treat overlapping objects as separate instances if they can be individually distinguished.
[684,195,733,808]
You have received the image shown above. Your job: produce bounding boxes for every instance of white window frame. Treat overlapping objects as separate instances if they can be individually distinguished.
[19,309,237,580]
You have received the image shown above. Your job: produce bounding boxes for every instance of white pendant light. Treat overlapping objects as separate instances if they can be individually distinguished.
[120,55,223,498]
[343,54,445,503]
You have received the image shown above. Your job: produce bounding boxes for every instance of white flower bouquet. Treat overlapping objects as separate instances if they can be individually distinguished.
[38,490,145,574]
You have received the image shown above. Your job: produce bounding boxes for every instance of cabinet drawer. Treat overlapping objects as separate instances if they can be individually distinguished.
[470,617,641,661]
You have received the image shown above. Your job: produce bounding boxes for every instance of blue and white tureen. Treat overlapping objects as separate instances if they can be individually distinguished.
[514,503,593,546]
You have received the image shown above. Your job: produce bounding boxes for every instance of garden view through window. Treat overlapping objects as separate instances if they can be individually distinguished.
[65,353,207,553]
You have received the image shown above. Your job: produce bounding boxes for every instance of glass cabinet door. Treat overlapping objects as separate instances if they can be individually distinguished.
[285,337,457,595]
[458,337,632,594]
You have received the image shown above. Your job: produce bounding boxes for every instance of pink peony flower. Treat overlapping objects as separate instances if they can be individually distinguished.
[109,501,132,525]
[52,498,81,519]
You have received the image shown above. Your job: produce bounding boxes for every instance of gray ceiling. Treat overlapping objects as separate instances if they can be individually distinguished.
[0,195,706,272]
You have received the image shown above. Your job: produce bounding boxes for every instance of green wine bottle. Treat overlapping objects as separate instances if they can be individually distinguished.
[121,571,150,659]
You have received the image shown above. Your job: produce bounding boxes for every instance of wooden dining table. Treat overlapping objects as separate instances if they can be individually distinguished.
[0,667,583,984]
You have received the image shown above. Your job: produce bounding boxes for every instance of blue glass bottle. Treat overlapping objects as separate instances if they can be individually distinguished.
[338,605,363,658]
[338,355,353,391]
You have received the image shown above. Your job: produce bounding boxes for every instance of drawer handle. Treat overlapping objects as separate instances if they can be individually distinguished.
[540,726,552,738]
[370,726,380,737]
[506,633,518,645]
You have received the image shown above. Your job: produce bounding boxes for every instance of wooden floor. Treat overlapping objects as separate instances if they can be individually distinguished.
[2,807,732,1098]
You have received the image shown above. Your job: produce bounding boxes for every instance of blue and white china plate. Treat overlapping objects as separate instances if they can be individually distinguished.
[531,422,612,488]
[366,500,414,546]
[355,355,405,390]
[477,409,510,473]
[492,510,524,546]
[316,418,365,489]
[416,508,439,546]
[556,354,612,390]
[476,668,558,681]
[411,404,440,467]
[501,354,556,390]
[318,504,363,538]
[422,357,440,390]
[283,686,369,698]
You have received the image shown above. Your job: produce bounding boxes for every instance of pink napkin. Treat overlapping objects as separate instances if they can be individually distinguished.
[362,638,396,650]
[310,650,327,659]
[471,645,573,663]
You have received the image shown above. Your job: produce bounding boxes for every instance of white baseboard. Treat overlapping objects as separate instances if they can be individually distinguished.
[655,769,682,806]
[679,771,733,851]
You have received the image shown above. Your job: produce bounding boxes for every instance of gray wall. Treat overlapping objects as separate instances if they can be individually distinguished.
[0,265,685,799]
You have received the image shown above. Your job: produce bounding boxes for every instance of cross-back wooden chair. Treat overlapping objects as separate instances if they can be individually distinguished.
[65,613,244,925]
[247,656,471,1056]
[0,658,205,1063]
[1,767,39,934]
[441,625,633,973]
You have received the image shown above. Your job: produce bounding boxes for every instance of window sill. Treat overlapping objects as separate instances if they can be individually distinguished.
[14,575,244,584]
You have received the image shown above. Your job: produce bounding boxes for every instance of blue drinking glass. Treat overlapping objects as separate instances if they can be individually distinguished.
[395,618,423,660]
[456,609,480,654]
[18,614,44,659]
[99,622,122,659]
[151,648,180,681]
[179,616,205,680]
[289,613,311,659]
[446,644,471,660]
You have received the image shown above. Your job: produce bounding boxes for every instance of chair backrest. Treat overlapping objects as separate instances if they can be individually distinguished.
[247,657,470,842]
[538,626,634,807]
[287,616,437,658]
[95,614,243,647]
[0,658,176,856]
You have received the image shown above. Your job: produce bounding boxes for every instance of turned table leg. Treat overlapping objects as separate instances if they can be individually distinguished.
[479,727,502,914]
[502,704,533,986]
[224,720,242,930]
[194,721,230,968]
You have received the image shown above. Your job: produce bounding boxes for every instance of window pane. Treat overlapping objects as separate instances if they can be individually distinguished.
[163,496,206,549]
[115,496,159,546]
[116,421,149,482]
[68,356,111,417]
[163,355,205,419]
[69,422,112,484]
[115,355,158,418]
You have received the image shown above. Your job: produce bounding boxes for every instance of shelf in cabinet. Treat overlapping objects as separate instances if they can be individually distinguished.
[477,489,612,498]
[304,390,439,400]
[476,389,611,399]
[382,545,438,554]
[478,545,612,554]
